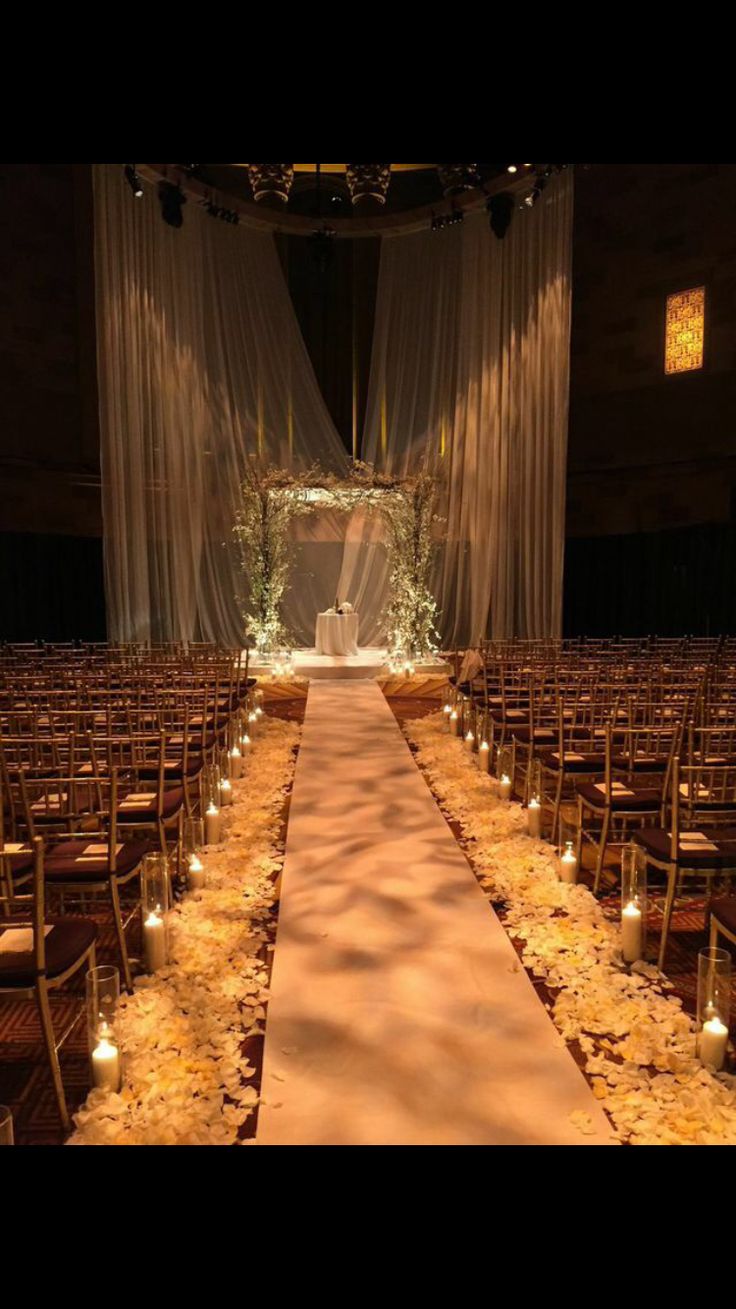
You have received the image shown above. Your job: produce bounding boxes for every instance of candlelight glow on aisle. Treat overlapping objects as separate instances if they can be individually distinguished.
[407,708,736,1146]
[69,715,299,1146]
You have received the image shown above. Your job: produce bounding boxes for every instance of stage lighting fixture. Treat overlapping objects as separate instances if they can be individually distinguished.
[157,181,186,229]
[487,192,515,239]
[124,164,143,198]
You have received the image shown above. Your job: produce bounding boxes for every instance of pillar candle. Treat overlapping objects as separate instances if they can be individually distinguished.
[205,802,221,845]
[478,741,490,772]
[91,1028,121,1092]
[499,774,512,800]
[188,854,206,891]
[442,704,452,732]
[229,747,243,780]
[143,911,167,972]
[621,900,642,961]
[449,710,460,737]
[527,798,542,838]
[700,1016,729,1071]
[464,731,475,753]
[248,712,258,737]
[559,845,578,884]
[241,732,251,752]
[220,778,233,807]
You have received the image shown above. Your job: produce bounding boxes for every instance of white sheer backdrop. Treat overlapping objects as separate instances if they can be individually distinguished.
[339,168,574,646]
[95,165,572,649]
[93,164,349,646]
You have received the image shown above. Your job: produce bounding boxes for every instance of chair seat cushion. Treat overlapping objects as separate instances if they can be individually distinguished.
[44,838,151,881]
[541,750,605,773]
[138,756,202,781]
[635,826,736,870]
[611,754,669,773]
[511,726,557,744]
[711,895,736,937]
[577,781,662,811]
[117,786,185,823]
[0,917,97,986]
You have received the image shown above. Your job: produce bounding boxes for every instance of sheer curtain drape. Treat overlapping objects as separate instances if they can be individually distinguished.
[339,168,573,646]
[93,164,349,646]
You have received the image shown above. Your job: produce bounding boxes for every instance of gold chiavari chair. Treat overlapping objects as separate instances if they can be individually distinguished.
[0,837,97,1130]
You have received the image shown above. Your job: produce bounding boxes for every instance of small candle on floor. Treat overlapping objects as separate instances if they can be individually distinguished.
[248,711,258,737]
[478,741,490,772]
[220,778,233,807]
[527,798,542,838]
[700,1016,729,1070]
[143,910,167,972]
[205,802,221,844]
[91,1023,121,1092]
[621,899,643,961]
[498,774,512,800]
[449,710,460,737]
[559,842,578,883]
[464,730,475,753]
[229,747,242,780]
[188,854,206,891]
[442,704,452,732]
[241,732,251,751]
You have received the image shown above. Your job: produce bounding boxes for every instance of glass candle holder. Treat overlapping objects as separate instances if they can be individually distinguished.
[141,853,169,973]
[0,1105,14,1146]
[497,746,513,800]
[228,743,243,779]
[184,816,206,890]
[527,759,543,837]
[697,946,731,1071]
[442,701,452,732]
[558,818,578,883]
[477,738,491,773]
[621,842,646,963]
[248,710,258,738]
[449,707,460,737]
[86,964,122,1093]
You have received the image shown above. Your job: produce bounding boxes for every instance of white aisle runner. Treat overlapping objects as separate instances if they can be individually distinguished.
[257,682,616,1146]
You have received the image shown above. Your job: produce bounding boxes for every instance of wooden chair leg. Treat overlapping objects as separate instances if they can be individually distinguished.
[594,807,612,895]
[36,979,70,1133]
[657,866,678,973]
[109,877,133,992]
[552,772,564,843]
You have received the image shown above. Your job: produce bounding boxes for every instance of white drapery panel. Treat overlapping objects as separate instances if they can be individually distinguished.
[339,169,573,645]
[93,164,349,645]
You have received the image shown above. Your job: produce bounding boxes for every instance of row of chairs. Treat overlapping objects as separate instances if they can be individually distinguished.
[0,645,256,1129]
[450,639,736,971]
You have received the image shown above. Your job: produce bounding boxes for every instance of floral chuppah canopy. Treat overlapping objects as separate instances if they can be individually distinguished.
[233,460,442,660]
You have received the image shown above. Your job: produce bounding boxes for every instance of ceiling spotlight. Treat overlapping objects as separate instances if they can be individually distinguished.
[124,164,143,198]
[157,180,186,229]
[507,164,518,174]
[487,193,515,239]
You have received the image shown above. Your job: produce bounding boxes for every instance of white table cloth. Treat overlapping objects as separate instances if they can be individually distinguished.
[315,612,359,656]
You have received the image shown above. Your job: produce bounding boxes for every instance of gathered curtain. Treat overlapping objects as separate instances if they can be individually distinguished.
[339,168,574,645]
[94,165,573,649]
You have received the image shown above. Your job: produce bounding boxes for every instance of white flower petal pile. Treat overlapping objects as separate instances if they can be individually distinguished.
[69,717,299,1146]
[407,712,736,1146]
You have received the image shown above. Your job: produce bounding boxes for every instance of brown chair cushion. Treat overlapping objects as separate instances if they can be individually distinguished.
[510,726,557,744]
[577,781,662,811]
[711,896,736,937]
[116,786,185,823]
[634,826,736,870]
[611,754,669,773]
[44,838,151,881]
[541,750,605,773]
[139,755,203,781]
[0,917,97,986]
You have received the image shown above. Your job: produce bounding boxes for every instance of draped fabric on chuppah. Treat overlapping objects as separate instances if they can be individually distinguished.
[93,164,350,646]
[93,164,573,648]
[338,168,574,646]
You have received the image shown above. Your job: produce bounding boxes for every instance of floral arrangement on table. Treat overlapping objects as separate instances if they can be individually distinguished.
[233,458,442,660]
[406,711,736,1146]
[69,716,299,1146]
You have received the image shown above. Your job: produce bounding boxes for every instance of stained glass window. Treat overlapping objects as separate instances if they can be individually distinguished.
[665,287,705,375]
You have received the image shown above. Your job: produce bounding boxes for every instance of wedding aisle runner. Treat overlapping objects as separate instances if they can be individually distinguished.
[257,682,615,1145]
